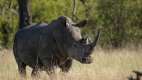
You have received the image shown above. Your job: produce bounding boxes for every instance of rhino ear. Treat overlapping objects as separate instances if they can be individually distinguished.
[73,20,87,28]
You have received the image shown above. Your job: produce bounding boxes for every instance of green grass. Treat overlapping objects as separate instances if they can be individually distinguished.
[0,48,142,80]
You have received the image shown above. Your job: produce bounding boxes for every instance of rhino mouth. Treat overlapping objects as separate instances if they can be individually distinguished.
[80,56,92,64]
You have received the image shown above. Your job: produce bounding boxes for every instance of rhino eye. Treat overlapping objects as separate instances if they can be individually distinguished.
[79,38,86,44]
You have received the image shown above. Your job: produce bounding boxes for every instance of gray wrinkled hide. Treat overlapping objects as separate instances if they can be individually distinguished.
[13,16,99,77]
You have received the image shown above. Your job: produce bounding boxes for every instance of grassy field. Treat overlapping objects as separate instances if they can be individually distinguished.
[0,48,142,80]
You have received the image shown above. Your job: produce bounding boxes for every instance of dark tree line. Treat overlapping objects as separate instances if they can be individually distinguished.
[0,0,141,49]
[17,0,32,29]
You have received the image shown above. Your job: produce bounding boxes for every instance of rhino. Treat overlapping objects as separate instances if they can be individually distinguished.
[13,16,100,78]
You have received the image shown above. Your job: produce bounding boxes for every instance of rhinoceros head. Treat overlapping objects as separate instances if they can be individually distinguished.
[57,16,100,64]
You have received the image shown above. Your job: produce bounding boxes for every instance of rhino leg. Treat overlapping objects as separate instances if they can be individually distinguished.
[41,58,55,73]
[31,58,43,78]
[18,62,27,78]
[14,54,27,78]
[59,59,72,72]
[31,67,40,79]
[41,58,57,80]
[45,66,56,80]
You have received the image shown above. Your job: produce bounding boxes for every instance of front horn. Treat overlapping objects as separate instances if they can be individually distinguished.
[89,29,101,49]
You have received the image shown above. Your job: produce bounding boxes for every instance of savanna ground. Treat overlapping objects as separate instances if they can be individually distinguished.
[0,47,142,80]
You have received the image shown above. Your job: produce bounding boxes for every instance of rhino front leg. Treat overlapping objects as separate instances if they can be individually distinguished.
[58,59,72,80]
[41,58,57,80]
[59,59,72,72]
[45,66,57,80]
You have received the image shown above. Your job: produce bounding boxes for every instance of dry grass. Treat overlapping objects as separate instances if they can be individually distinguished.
[0,48,142,80]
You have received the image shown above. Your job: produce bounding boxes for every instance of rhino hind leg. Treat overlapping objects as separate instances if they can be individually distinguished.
[18,62,27,78]
[13,53,27,78]
[59,59,72,72]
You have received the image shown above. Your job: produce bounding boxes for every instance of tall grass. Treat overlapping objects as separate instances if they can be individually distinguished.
[0,48,142,80]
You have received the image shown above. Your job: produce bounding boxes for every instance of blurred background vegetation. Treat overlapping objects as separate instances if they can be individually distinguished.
[0,0,142,49]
